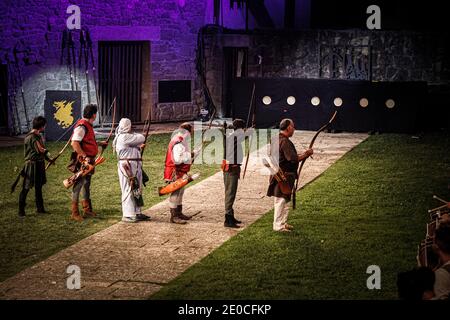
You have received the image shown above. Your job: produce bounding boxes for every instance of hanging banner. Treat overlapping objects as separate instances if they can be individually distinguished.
[44,90,81,141]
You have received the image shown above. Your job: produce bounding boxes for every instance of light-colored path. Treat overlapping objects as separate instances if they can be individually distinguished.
[0,131,368,299]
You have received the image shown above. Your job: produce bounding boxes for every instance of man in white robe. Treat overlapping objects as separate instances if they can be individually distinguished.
[113,118,150,223]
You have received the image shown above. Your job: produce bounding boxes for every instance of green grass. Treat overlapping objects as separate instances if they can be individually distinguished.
[0,133,219,282]
[151,132,450,300]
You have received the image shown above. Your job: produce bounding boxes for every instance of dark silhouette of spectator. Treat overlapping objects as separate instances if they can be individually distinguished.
[433,221,450,299]
[397,267,435,300]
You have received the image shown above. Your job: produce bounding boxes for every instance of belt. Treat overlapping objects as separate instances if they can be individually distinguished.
[119,158,142,161]
[25,159,44,163]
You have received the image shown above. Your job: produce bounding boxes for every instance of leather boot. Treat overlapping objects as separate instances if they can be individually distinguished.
[82,199,96,217]
[177,205,191,220]
[36,202,50,214]
[231,213,241,224]
[18,188,27,217]
[35,186,49,214]
[170,208,186,224]
[18,199,26,217]
[71,201,84,222]
[231,216,242,224]
[224,215,240,228]
[227,209,241,224]
[36,207,50,214]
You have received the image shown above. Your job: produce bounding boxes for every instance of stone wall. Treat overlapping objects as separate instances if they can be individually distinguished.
[2,1,449,132]
[203,29,450,116]
[0,0,208,133]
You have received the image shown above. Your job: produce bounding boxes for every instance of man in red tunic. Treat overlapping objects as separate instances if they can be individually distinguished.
[69,104,106,221]
[163,122,195,224]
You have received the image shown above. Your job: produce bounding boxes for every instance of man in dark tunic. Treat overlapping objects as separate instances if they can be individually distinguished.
[267,118,313,232]
[18,116,53,217]
[222,119,246,228]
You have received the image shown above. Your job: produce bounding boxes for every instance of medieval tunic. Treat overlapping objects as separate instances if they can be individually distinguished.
[223,128,245,216]
[266,133,299,201]
[22,132,47,189]
[71,119,99,202]
[164,132,192,209]
[115,132,145,218]
[266,133,299,231]
[18,131,48,215]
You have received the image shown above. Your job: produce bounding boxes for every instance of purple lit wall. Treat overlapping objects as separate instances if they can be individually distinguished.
[0,0,209,132]
[204,0,311,30]
[1,1,449,132]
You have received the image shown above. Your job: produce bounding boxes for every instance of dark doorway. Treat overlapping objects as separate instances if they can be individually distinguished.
[98,41,145,123]
[223,47,248,118]
[158,80,191,103]
[0,64,8,134]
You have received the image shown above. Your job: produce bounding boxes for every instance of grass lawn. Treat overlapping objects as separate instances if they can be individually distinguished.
[0,133,219,282]
[151,132,450,300]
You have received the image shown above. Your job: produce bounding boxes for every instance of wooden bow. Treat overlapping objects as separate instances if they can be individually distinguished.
[45,138,71,171]
[292,111,338,209]
[97,97,117,160]
[242,82,256,179]
[190,99,217,165]
[140,106,152,157]
[45,119,79,171]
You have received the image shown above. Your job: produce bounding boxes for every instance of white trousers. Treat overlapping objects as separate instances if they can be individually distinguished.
[273,196,289,231]
[169,187,185,209]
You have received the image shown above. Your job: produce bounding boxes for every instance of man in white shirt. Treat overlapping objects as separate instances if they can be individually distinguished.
[69,104,107,221]
[163,123,195,224]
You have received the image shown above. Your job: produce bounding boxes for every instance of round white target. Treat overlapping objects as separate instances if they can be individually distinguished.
[311,96,320,106]
[360,98,369,108]
[334,97,343,107]
[262,96,272,105]
[385,99,395,109]
[286,96,296,105]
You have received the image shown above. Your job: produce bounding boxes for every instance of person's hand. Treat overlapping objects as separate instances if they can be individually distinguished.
[77,153,87,162]
[305,148,314,157]
[46,157,55,164]
[191,148,199,158]
[139,143,146,150]
[298,148,314,161]
[99,141,108,148]
[82,157,94,167]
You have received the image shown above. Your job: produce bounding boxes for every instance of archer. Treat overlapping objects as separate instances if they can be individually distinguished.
[162,123,196,224]
[68,104,109,221]
[266,119,313,232]
[13,116,54,216]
